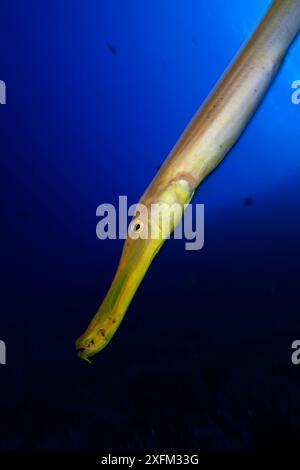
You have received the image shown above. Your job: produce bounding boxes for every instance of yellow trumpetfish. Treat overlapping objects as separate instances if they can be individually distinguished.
[76,0,300,361]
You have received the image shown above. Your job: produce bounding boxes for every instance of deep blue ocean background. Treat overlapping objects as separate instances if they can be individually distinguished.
[0,0,300,450]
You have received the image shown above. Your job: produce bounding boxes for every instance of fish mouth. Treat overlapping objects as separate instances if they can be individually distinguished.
[76,348,92,363]
[75,321,115,361]
[75,300,122,361]
[76,339,102,363]
[76,346,100,363]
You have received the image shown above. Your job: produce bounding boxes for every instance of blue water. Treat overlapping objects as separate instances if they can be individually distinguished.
[0,0,300,450]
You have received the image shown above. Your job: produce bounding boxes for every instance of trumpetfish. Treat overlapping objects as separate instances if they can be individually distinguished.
[76,0,300,361]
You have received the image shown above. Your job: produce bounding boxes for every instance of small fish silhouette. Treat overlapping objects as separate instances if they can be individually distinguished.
[107,43,117,56]
[244,197,253,206]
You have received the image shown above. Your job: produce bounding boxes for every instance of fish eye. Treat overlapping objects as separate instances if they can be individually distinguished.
[132,220,144,233]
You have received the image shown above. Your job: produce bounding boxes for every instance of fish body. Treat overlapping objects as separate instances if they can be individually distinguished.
[76,0,300,361]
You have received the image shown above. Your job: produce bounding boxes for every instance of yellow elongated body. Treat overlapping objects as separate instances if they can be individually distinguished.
[76,0,300,361]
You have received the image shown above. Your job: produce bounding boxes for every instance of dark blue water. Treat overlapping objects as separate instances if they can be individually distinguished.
[1,0,300,450]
